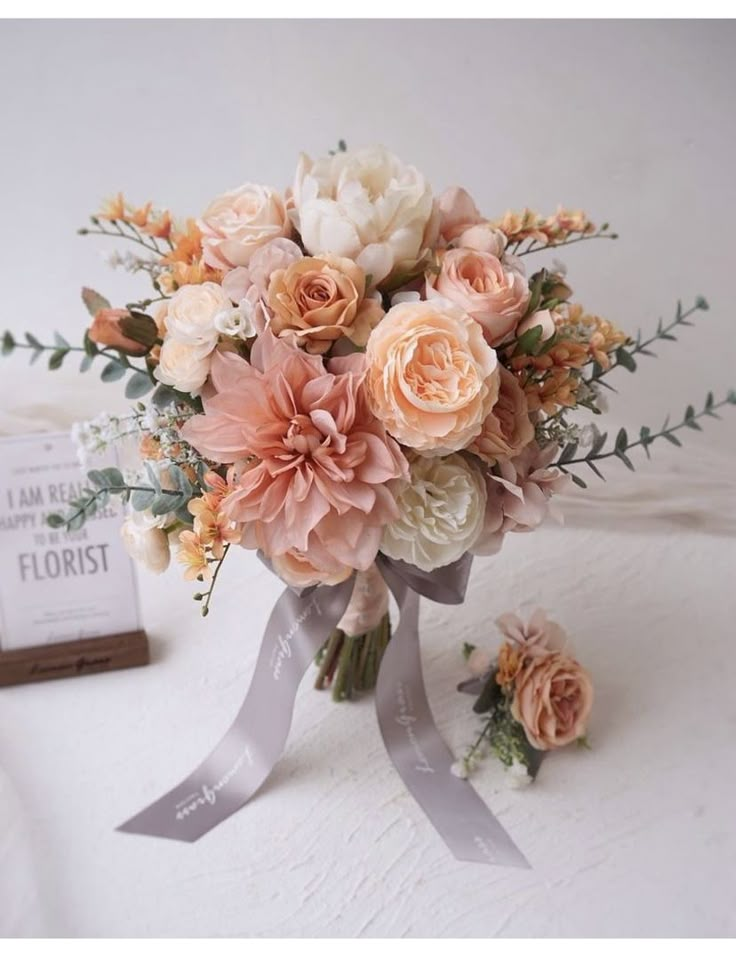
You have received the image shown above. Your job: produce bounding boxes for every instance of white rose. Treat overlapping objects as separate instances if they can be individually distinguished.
[381,454,487,572]
[199,183,292,270]
[154,337,212,393]
[292,145,434,284]
[165,282,229,352]
[120,511,171,574]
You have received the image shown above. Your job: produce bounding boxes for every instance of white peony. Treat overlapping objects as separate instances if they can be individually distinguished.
[381,454,487,572]
[164,282,230,352]
[292,145,434,284]
[154,337,212,393]
[120,511,171,574]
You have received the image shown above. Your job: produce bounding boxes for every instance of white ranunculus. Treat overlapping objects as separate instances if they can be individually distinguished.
[120,511,171,574]
[154,337,212,393]
[164,282,230,352]
[292,145,434,284]
[381,454,487,572]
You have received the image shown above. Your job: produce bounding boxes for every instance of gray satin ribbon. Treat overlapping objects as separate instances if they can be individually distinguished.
[118,555,529,867]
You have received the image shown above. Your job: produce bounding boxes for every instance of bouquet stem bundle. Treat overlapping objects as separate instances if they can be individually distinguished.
[314,612,392,701]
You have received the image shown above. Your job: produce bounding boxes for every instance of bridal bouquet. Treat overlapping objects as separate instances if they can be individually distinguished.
[3,143,732,864]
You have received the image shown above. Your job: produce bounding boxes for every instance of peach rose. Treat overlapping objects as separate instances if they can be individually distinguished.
[199,183,292,270]
[88,308,149,356]
[468,366,535,464]
[511,651,593,750]
[267,254,383,354]
[365,298,499,455]
[427,248,530,346]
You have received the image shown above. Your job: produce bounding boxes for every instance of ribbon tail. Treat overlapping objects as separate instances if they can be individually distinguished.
[118,577,354,842]
[375,568,530,868]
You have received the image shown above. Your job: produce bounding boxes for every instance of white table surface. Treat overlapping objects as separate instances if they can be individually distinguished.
[1,420,735,936]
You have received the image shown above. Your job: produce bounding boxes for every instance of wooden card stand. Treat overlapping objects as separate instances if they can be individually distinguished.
[0,630,150,687]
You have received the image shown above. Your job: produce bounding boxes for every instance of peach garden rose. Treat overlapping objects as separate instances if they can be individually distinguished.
[365,298,499,455]
[511,651,594,750]
[469,365,535,464]
[267,254,383,354]
[427,248,530,346]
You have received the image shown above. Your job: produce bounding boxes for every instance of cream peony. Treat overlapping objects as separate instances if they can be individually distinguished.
[381,454,487,571]
[120,511,171,574]
[292,145,434,284]
[366,298,499,455]
[427,248,530,346]
[154,338,212,393]
[164,282,230,352]
[199,183,292,270]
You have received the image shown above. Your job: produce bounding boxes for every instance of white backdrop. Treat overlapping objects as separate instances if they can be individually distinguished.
[1,19,735,938]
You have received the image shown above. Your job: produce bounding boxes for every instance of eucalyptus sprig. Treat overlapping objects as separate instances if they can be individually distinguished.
[553,391,736,487]
[586,297,710,389]
[47,463,197,532]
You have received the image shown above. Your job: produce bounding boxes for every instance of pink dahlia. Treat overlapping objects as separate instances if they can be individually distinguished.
[181,333,408,571]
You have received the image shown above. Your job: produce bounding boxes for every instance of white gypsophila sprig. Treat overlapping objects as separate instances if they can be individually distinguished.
[71,412,141,466]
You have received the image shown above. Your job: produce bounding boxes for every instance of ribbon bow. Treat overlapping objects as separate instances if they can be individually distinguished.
[118,554,528,868]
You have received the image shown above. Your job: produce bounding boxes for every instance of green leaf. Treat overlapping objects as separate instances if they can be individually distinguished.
[100,360,126,383]
[151,384,179,408]
[615,449,636,471]
[131,488,156,511]
[569,472,588,488]
[82,287,111,317]
[558,441,579,464]
[87,469,108,488]
[587,430,607,459]
[694,295,709,311]
[513,323,544,357]
[83,329,99,357]
[101,466,124,487]
[473,675,503,715]
[124,371,155,399]
[48,348,68,370]
[1,331,14,355]
[144,462,161,491]
[614,428,628,452]
[24,332,41,349]
[54,332,71,349]
[151,491,179,516]
[662,432,682,447]
[615,347,637,372]
[79,354,94,373]
[462,642,476,662]
[586,459,606,480]
[46,513,66,529]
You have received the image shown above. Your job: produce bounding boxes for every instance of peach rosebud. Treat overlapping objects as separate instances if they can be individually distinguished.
[456,223,507,258]
[365,298,499,455]
[268,254,383,354]
[88,308,149,356]
[427,249,530,346]
[516,308,556,343]
[469,365,535,464]
[511,652,593,750]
